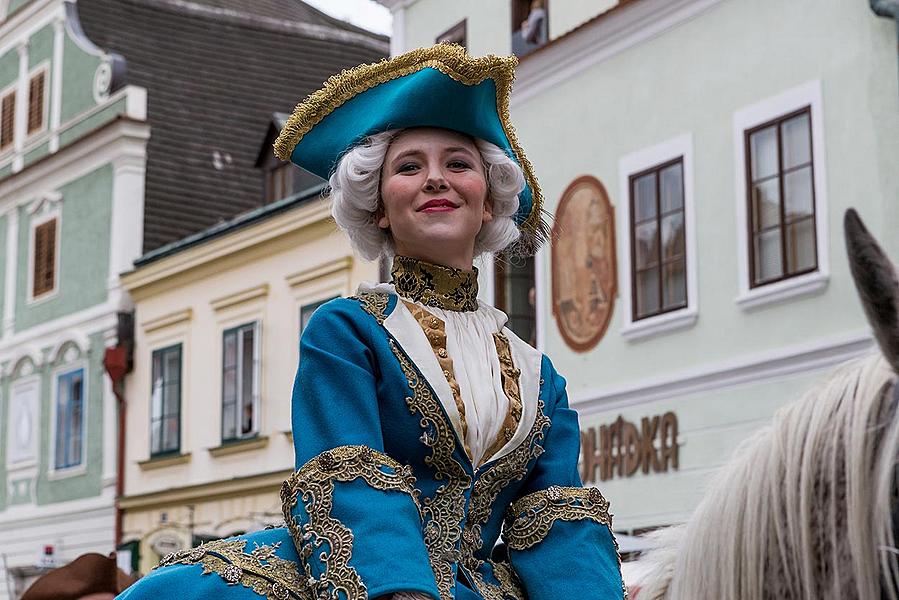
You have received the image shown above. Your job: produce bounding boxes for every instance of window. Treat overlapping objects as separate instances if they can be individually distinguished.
[512,0,548,57]
[27,69,45,135]
[32,217,57,299]
[629,159,687,320]
[494,254,536,346]
[436,19,467,48]
[54,368,85,470]
[745,107,817,288]
[265,162,294,203]
[221,323,259,441]
[7,378,39,467]
[150,344,182,456]
[1,89,15,150]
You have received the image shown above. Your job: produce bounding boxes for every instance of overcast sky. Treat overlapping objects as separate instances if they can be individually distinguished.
[303,0,393,36]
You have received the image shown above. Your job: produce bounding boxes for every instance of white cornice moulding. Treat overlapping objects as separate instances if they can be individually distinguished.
[512,0,725,107]
[0,117,150,210]
[0,0,61,58]
[571,329,874,414]
[0,302,119,366]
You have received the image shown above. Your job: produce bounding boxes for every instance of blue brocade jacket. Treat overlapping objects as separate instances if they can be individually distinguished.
[117,267,625,600]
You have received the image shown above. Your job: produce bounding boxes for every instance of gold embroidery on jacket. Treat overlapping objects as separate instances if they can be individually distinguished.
[503,485,627,598]
[481,331,523,464]
[280,445,419,600]
[402,300,472,459]
[156,539,309,599]
[502,486,612,550]
[351,292,389,324]
[392,256,479,312]
[389,338,471,600]
[461,398,551,600]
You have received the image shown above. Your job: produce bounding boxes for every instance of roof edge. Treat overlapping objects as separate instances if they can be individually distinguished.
[136,0,389,52]
[134,183,327,267]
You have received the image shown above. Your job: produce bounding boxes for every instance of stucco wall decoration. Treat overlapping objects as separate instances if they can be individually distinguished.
[551,176,617,352]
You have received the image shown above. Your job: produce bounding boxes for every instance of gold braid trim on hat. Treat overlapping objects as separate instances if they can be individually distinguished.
[273,44,546,247]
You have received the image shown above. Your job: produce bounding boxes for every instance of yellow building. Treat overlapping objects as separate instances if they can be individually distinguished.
[119,189,377,573]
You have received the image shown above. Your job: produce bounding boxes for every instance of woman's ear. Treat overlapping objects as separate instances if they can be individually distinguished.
[375,200,390,230]
[482,197,494,224]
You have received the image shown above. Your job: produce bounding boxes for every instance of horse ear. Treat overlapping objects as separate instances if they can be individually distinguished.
[845,208,899,372]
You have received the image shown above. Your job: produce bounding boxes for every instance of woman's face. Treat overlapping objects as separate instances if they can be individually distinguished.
[379,127,492,269]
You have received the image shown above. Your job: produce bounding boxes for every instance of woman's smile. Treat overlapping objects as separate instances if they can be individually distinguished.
[418,198,459,212]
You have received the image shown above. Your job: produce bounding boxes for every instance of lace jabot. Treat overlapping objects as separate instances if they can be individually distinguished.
[391,255,479,312]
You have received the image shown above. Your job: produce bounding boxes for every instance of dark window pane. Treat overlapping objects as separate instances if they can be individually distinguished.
[754,229,783,284]
[784,166,814,220]
[660,163,683,213]
[786,217,816,274]
[636,267,660,319]
[781,113,811,169]
[752,178,781,231]
[223,331,237,368]
[661,212,685,260]
[634,221,658,269]
[663,260,687,310]
[241,327,255,435]
[749,126,778,180]
[633,174,656,222]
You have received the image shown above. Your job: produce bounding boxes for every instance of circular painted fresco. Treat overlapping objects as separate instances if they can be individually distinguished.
[551,176,617,352]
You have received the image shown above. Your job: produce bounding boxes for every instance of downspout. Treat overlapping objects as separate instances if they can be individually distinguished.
[103,312,134,547]
[871,0,899,94]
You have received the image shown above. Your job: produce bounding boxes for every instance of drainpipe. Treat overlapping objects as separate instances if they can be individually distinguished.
[871,0,899,95]
[103,312,134,547]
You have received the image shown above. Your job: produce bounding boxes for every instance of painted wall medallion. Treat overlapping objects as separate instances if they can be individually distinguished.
[551,176,617,352]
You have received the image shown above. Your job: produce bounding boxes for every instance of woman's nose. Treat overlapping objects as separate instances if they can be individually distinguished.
[423,169,449,192]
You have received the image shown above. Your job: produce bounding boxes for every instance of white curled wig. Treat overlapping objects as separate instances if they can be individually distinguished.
[328,129,525,261]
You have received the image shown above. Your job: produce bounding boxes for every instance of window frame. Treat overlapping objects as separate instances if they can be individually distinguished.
[618,133,698,341]
[0,81,16,153]
[25,62,49,139]
[493,253,537,346]
[732,80,829,310]
[149,343,183,458]
[436,19,467,48]
[27,209,61,304]
[220,321,261,443]
[264,161,294,204]
[49,363,88,476]
[628,157,688,322]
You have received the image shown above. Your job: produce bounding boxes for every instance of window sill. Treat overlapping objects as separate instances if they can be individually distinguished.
[138,452,191,471]
[208,435,269,458]
[621,307,698,342]
[47,463,87,480]
[735,271,828,311]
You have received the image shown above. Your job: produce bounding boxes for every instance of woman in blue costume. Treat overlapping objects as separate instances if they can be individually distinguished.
[117,44,625,600]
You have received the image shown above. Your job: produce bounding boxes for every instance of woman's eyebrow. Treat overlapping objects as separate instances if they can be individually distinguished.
[389,148,424,163]
[443,146,476,157]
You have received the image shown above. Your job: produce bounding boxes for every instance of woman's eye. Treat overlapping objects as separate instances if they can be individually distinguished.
[448,160,471,169]
[397,163,419,173]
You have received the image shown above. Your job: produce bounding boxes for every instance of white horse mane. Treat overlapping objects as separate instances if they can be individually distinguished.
[636,353,899,600]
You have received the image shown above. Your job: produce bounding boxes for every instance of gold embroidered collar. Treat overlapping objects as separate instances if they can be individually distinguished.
[392,256,479,312]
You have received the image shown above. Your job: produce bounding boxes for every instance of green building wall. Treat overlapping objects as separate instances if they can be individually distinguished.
[14,164,112,330]
[59,32,104,125]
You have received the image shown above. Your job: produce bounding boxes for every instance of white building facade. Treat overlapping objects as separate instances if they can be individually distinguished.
[379,0,899,533]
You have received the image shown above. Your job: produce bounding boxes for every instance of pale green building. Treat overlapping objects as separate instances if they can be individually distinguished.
[376,0,899,554]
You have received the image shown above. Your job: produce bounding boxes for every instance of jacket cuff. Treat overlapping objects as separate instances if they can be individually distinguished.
[281,445,423,599]
[502,485,612,550]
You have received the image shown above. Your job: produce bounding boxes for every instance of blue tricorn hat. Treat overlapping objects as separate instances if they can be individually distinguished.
[273,44,547,252]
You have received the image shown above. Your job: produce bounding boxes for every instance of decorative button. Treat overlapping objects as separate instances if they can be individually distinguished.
[430,317,440,328]
[437,348,448,358]
[318,451,336,470]
[271,582,290,599]
[222,564,243,583]
[547,486,563,501]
